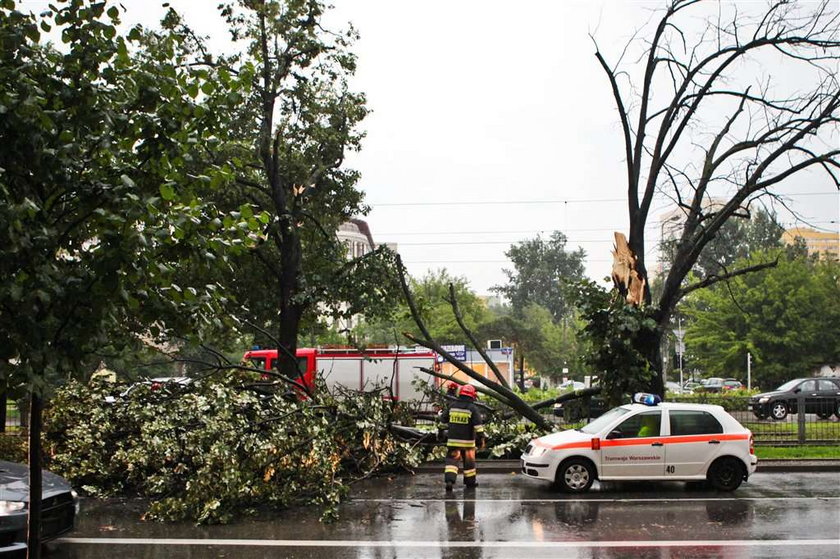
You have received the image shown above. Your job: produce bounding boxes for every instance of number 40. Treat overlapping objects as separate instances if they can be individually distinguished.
[666,465,675,474]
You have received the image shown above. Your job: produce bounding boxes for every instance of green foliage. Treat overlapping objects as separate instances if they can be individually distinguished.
[683,253,840,388]
[0,435,26,462]
[44,378,428,523]
[569,280,658,405]
[358,269,491,345]
[0,0,250,393]
[493,231,586,322]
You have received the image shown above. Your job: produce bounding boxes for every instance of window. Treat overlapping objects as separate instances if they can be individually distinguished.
[669,411,723,436]
[608,411,661,438]
[248,357,266,370]
[800,380,817,392]
[818,380,839,391]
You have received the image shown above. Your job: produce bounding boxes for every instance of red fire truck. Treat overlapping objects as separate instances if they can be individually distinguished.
[242,346,439,401]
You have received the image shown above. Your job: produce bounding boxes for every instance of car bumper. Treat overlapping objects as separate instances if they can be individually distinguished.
[521,455,555,482]
[748,454,758,476]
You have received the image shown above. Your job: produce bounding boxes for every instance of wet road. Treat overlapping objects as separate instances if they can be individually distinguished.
[51,471,839,558]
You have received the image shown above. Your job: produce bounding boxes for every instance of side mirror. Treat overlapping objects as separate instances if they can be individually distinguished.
[606,430,623,440]
[793,388,801,394]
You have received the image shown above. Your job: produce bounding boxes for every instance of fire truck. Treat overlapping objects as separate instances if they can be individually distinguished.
[242,346,439,401]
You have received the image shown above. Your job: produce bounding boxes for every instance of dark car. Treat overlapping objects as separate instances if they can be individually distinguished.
[697,377,742,393]
[748,378,840,420]
[0,461,77,555]
[555,395,608,422]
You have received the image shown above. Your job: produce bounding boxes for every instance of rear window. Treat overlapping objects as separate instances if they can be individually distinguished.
[669,410,723,436]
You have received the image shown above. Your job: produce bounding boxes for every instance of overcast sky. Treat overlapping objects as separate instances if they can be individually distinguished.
[24,0,839,294]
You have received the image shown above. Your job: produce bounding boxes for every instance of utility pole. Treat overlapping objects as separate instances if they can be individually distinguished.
[674,317,685,391]
[747,352,752,391]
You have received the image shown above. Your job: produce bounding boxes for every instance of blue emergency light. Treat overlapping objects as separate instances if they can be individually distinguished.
[633,392,662,406]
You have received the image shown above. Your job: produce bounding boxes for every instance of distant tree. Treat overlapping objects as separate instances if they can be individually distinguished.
[357,269,490,345]
[682,253,840,389]
[592,0,839,396]
[493,231,586,322]
[661,209,785,282]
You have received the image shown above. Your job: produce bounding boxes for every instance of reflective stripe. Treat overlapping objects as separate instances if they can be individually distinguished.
[447,440,476,448]
[535,432,751,451]
[463,469,476,477]
[444,466,459,474]
[474,426,484,432]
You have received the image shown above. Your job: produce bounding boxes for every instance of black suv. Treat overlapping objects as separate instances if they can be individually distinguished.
[748,377,840,420]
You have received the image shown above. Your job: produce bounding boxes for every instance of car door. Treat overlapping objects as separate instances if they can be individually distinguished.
[798,380,819,414]
[815,379,840,416]
[600,410,665,478]
[664,410,724,477]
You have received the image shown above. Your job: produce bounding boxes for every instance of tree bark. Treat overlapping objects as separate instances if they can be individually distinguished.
[26,391,43,559]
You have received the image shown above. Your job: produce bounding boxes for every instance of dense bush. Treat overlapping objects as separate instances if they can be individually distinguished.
[0,434,26,462]
[43,378,430,523]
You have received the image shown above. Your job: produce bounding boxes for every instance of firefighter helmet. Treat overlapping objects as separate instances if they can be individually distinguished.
[459,384,477,399]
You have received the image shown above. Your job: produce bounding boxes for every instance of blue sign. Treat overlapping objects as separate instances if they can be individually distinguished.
[441,344,467,361]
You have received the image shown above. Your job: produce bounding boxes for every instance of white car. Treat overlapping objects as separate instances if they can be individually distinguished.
[522,394,757,492]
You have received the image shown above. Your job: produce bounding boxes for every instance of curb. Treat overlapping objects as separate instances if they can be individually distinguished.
[414,459,840,474]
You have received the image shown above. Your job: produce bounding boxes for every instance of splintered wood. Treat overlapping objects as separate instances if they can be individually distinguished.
[611,232,645,306]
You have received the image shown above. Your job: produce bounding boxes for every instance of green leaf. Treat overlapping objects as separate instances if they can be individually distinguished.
[160,184,176,201]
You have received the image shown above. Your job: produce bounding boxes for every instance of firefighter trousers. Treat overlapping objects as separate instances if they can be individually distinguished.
[444,447,477,486]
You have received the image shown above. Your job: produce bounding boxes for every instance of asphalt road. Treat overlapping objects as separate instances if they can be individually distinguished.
[50,471,840,559]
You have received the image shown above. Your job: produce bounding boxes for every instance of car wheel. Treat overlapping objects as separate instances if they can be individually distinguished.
[752,411,766,420]
[707,457,745,491]
[816,411,831,420]
[556,458,595,493]
[835,401,840,420]
[770,401,788,421]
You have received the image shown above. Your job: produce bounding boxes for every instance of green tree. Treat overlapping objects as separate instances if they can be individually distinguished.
[0,2,245,552]
[214,0,401,376]
[659,209,785,285]
[683,253,840,389]
[493,231,586,322]
[358,269,490,345]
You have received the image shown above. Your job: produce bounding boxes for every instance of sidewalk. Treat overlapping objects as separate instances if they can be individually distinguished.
[415,459,840,474]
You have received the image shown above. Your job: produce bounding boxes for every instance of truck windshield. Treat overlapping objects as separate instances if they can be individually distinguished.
[579,406,630,434]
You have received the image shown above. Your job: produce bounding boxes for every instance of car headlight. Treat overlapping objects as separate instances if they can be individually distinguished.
[759,397,769,403]
[0,501,26,515]
[531,446,547,458]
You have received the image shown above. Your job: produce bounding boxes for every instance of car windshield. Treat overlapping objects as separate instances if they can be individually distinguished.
[776,379,803,391]
[580,406,630,434]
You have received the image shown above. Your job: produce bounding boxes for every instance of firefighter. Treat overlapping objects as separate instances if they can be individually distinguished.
[439,383,485,492]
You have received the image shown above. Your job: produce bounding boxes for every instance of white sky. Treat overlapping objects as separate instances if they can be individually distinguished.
[21,0,840,294]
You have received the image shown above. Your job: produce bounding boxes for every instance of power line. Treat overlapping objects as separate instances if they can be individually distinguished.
[369,191,837,208]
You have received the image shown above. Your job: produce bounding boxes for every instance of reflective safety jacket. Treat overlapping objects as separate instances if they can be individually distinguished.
[439,397,485,448]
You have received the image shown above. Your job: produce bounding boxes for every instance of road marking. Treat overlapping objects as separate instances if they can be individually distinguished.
[56,538,840,548]
[353,496,840,503]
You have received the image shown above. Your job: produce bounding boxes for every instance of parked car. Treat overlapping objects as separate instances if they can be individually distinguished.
[554,395,608,421]
[697,378,742,393]
[522,394,757,493]
[748,378,840,420]
[0,461,77,555]
[683,381,702,392]
[665,381,691,394]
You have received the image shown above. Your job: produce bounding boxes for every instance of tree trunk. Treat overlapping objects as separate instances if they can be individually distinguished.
[26,391,43,559]
[639,329,665,398]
